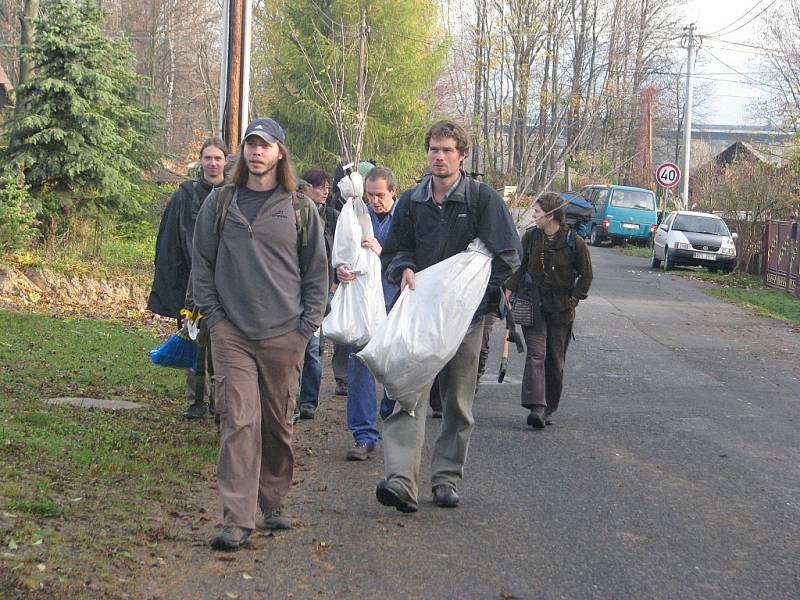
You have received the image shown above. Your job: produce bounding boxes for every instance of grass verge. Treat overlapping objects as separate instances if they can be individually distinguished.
[0,309,217,597]
[4,228,156,289]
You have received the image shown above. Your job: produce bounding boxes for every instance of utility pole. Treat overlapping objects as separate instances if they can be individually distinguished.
[354,5,367,166]
[681,23,698,209]
[218,0,252,149]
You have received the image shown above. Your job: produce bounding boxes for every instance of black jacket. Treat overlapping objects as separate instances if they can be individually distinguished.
[317,203,339,284]
[147,178,220,318]
[381,172,522,316]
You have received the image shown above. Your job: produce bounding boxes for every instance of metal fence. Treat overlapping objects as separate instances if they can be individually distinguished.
[763,220,800,298]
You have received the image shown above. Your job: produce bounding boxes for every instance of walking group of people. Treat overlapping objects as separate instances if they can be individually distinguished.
[148,118,593,550]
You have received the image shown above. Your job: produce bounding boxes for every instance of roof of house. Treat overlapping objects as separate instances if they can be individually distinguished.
[0,63,11,89]
[713,140,783,167]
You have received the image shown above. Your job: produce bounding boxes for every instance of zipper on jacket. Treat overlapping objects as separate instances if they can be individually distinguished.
[247,223,253,239]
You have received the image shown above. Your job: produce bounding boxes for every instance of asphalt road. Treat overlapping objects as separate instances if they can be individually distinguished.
[148,246,800,600]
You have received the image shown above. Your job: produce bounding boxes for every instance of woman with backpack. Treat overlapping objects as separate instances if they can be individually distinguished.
[504,192,593,429]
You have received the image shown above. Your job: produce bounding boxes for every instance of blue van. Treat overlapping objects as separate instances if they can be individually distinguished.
[578,184,658,246]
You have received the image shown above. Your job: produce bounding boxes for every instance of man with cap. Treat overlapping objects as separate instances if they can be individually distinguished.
[192,117,328,550]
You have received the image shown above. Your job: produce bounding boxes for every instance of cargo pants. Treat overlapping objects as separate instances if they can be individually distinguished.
[210,319,306,530]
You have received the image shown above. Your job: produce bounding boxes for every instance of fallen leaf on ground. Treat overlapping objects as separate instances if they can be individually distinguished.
[32,539,43,546]
[37,564,46,572]
[242,572,253,580]
[8,539,18,550]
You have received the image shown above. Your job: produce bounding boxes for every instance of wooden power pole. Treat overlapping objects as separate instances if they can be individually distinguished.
[219,0,252,149]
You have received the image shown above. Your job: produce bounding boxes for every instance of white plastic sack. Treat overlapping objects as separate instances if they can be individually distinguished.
[322,194,386,346]
[356,238,493,412]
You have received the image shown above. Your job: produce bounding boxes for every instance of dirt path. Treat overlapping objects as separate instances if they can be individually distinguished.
[135,376,357,600]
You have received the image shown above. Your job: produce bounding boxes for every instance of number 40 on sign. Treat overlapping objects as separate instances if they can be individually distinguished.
[655,162,681,188]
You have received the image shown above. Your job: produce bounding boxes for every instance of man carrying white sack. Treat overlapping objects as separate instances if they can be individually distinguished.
[376,120,521,513]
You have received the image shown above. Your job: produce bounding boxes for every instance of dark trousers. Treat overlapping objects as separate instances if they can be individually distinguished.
[521,314,573,413]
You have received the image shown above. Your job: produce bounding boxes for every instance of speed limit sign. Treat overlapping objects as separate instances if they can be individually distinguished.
[655,162,681,188]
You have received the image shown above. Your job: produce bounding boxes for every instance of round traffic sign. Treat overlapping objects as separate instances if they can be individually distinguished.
[655,162,681,188]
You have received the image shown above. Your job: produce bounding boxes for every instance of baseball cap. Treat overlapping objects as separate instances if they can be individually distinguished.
[243,117,285,144]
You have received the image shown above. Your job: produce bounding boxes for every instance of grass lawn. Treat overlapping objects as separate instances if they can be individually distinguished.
[0,309,217,597]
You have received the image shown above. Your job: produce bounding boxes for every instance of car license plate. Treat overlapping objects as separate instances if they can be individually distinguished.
[622,222,638,229]
[693,252,716,261]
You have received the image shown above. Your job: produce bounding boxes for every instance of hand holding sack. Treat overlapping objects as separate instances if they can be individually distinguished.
[322,186,386,346]
[356,239,493,413]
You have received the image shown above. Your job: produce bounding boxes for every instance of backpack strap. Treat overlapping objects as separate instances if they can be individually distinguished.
[464,175,482,236]
[214,184,237,235]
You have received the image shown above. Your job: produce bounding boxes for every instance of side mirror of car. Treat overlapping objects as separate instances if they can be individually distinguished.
[659,224,668,231]
[731,232,739,240]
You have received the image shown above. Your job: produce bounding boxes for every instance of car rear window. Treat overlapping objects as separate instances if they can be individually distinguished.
[672,215,730,235]
[609,189,656,211]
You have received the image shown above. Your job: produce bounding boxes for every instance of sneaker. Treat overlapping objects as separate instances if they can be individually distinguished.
[527,406,546,429]
[375,479,418,513]
[292,407,300,424]
[298,404,316,420]
[334,380,348,396]
[183,402,208,420]
[346,441,375,461]
[256,507,292,531]
[209,525,251,550]
[431,410,443,419]
[432,484,460,508]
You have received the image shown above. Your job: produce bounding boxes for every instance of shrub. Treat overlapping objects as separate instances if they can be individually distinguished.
[0,175,37,251]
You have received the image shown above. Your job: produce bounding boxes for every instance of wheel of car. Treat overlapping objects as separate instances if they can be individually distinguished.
[663,248,674,271]
[649,245,661,268]
[590,226,602,247]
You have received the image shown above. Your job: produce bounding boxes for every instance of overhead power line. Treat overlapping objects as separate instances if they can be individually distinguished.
[702,0,776,37]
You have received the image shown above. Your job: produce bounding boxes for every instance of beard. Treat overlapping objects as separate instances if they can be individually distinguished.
[248,155,279,178]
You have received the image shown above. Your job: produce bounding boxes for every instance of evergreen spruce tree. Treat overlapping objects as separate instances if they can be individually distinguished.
[2,0,159,236]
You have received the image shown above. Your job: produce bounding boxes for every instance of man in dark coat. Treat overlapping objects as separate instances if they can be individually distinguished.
[376,121,521,513]
[147,137,228,419]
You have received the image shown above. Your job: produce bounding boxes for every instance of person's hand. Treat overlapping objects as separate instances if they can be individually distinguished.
[361,235,382,256]
[336,264,356,283]
[400,268,415,291]
[504,288,513,303]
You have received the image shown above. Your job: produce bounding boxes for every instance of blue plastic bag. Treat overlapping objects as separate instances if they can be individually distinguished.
[149,331,197,370]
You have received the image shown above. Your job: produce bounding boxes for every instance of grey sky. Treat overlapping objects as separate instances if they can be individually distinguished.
[681,0,772,126]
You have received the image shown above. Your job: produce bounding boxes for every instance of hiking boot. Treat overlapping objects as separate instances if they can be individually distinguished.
[376,479,418,513]
[334,380,348,396]
[209,525,251,551]
[432,484,460,508]
[298,404,316,420]
[545,407,555,426]
[183,402,208,420]
[346,441,375,461]
[527,406,546,429]
[256,507,292,531]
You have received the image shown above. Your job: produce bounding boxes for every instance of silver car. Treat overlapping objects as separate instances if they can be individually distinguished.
[650,211,738,273]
